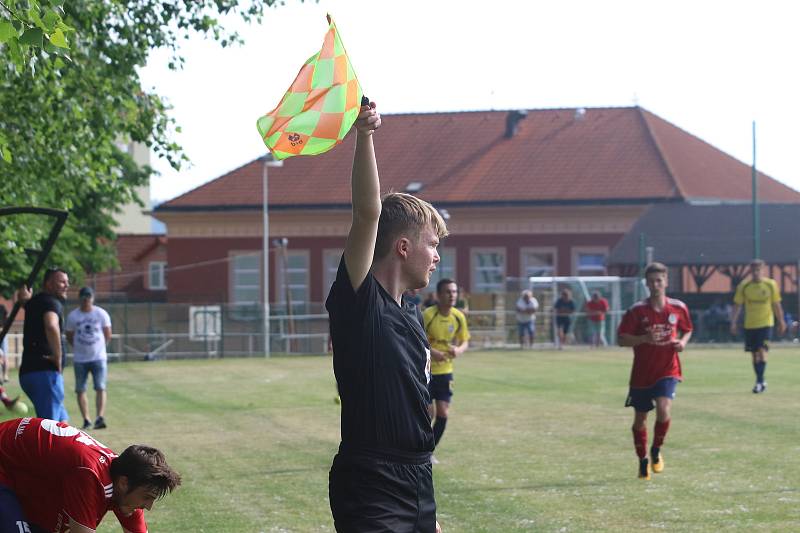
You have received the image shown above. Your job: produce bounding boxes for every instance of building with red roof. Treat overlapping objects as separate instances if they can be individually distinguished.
[153,106,800,309]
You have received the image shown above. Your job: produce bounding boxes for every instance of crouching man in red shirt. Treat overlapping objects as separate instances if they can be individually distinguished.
[618,263,693,480]
[0,417,180,533]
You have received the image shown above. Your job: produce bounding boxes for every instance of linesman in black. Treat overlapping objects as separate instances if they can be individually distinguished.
[326,100,448,533]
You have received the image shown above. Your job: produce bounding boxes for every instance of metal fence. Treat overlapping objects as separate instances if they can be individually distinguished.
[1,298,797,365]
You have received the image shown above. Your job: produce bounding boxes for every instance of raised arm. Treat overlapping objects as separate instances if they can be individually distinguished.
[343,101,382,291]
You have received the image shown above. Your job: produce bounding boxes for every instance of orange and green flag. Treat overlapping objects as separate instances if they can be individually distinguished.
[256,15,362,160]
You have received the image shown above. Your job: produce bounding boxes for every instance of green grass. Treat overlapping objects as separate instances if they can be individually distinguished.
[2,347,800,532]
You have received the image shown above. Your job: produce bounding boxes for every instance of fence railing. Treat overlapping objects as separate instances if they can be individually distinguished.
[1,302,796,363]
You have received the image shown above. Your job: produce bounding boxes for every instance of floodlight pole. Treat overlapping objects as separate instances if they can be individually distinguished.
[262,154,283,358]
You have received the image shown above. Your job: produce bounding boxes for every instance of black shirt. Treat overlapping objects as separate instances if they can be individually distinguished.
[21,292,63,375]
[326,257,434,457]
[554,297,576,315]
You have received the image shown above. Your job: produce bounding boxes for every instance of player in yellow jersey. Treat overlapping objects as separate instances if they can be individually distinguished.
[731,259,786,393]
[423,279,470,461]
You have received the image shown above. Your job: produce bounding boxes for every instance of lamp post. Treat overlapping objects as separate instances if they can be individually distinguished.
[262,154,283,358]
[438,209,451,276]
[273,237,291,352]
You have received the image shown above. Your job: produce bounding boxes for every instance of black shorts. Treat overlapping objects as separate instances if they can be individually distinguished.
[744,327,772,353]
[556,316,572,333]
[428,373,453,403]
[329,452,436,533]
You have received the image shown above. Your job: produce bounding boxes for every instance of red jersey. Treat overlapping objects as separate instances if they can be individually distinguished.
[585,298,609,322]
[618,298,693,388]
[0,418,146,533]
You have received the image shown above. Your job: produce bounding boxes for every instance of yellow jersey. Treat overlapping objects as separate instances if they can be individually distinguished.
[423,306,470,375]
[734,278,781,329]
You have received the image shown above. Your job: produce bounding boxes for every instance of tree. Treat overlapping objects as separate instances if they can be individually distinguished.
[0,0,281,296]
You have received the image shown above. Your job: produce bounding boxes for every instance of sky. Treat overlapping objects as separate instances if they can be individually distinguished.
[139,0,800,205]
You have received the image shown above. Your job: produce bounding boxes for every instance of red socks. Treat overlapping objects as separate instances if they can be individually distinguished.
[632,427,647,459]
[653,419,671,448]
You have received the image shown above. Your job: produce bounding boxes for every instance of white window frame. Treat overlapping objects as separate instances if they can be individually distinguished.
[470,247,506,294]
[148,261,167,290]
[276,249,310,313]
[430,246,457,289]
[229,251,261,306]
[322,248,344,300]
[572,246,609,276]
[520,247,557,279]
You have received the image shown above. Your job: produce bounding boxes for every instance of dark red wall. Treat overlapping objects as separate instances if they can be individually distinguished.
[167,233,624,303]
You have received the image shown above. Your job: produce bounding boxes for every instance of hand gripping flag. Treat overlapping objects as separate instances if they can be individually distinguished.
[256,15,363,160]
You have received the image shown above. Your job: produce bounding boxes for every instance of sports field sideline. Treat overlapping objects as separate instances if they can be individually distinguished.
[2,346,798,532]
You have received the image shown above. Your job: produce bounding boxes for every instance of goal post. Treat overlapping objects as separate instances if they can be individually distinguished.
[527,275,646,347]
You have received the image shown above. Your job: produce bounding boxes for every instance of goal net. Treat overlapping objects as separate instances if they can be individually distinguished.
[526,276,646,347]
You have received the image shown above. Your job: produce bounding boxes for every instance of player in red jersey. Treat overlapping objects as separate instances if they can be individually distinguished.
[618,263,693,480]
[0,417,180,533]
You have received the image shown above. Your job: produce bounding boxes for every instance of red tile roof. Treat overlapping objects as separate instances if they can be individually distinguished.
[158,107,800,211]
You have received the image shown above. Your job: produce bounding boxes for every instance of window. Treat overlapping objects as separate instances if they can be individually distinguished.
[429,248,456,289]
[276,250,309,314]
[322,249,343,298]
[231,253,261,305]
[573,248,608,276]
[471,248,506,293]
[520,248,556,278]
[148,261,167,290]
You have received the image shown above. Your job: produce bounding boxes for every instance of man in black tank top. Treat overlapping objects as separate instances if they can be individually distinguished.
[326,100,448,533]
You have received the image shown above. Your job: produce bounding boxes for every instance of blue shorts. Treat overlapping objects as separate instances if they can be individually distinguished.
[19,370,69,422]
[0,482,28,533]
[556,316,572,333]
[625,377,680,412]
[428,373,453,403]
[74,359,107,392]
[744,327,772,353]
[517,322,535,339]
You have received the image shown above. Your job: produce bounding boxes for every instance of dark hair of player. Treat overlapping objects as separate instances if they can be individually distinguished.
[436,278,456,294]
[111,445,182,499]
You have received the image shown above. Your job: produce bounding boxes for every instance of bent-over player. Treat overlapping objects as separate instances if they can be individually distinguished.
[0,417,180,533]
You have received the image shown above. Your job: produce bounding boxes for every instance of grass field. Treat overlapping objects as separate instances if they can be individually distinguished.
[2,346,799,532]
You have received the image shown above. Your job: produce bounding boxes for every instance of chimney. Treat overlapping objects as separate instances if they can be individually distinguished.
[504,109,528,138]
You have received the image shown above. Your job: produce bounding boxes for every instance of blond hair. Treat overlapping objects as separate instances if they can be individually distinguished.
[374,192,449,260]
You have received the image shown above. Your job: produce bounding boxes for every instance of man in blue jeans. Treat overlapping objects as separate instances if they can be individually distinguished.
[16,268,70,422]
[66,286,112,430]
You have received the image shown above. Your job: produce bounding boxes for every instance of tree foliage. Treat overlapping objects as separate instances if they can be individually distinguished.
[0,1,280,296]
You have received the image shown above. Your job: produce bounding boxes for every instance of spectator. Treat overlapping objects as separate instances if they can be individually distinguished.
[515,290,539,349]
[585,291,610,347]
[553,288,576,349]
[16,268,70,422]
[65,287,112,430]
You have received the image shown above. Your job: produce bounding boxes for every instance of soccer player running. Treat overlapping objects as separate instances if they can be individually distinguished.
[730,259,786,394]
[423,279,470,462]
[618,263,693,480]
[0,417,180,533]
[326,101,448,532]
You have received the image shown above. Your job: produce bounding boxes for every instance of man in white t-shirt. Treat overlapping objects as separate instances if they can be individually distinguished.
[516,290,539,349]
[65,286,112,430]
